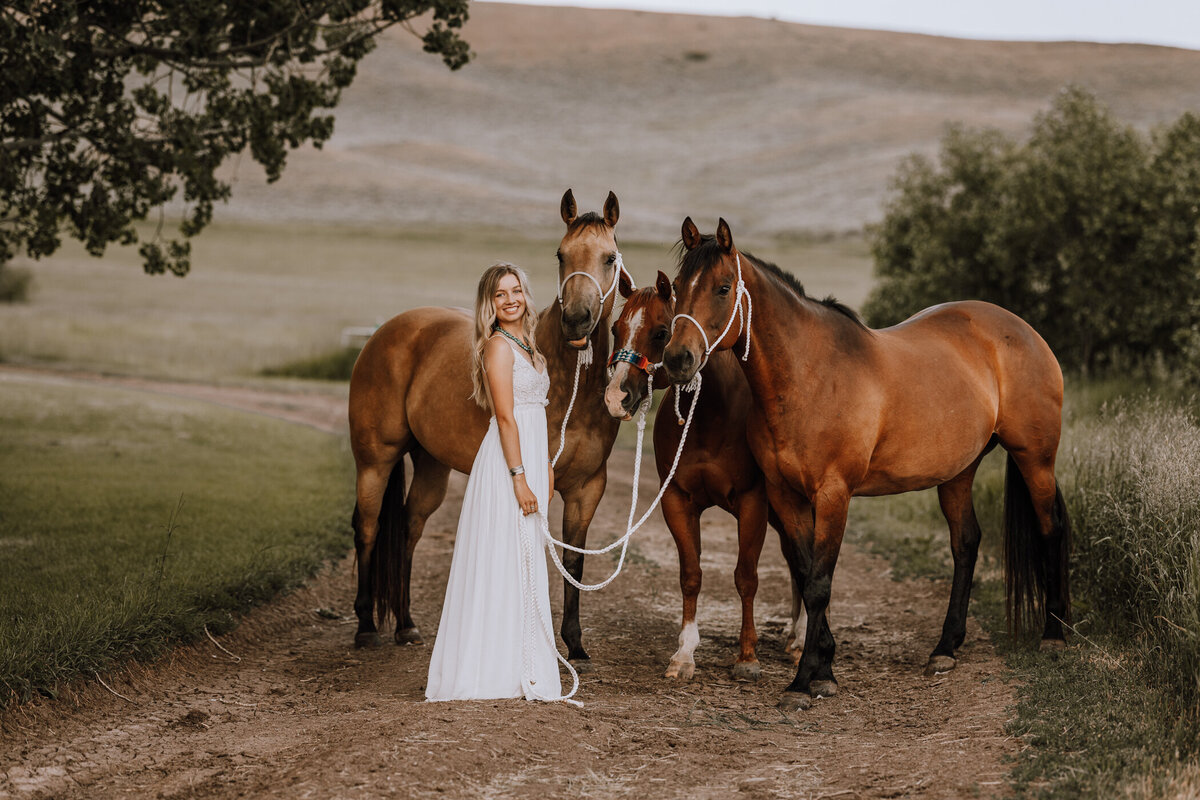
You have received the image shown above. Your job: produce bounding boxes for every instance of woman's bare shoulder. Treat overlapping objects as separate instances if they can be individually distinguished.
[483,334,513,369]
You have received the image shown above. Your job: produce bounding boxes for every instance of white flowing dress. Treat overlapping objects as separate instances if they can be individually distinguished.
[425,339,564,702]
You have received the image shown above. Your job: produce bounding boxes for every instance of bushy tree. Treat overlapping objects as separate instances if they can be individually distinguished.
[0,2,471,277]
[865,86,1200,373]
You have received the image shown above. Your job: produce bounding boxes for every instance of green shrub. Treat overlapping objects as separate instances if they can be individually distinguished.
[261,346,360,381]
[0,264,31,302]
[866,86,1200,374]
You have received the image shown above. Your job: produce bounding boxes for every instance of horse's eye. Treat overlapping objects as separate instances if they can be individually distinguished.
[606,254,616,265]
[556,251,563,263]
[653,328,669,341]
[718,284,732,296]
[611,324,619,338]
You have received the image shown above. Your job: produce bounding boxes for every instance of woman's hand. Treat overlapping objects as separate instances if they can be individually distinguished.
[513,474,538,515]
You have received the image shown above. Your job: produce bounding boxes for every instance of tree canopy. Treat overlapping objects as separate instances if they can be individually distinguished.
[864,86,1200,374]
[0,1,471,276]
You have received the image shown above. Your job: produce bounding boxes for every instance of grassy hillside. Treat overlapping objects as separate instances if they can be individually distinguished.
[206,3,1200,240]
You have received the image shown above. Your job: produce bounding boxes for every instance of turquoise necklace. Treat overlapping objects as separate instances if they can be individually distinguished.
[493,322,533,355]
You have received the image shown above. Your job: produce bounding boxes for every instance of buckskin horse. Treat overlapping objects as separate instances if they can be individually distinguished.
[348,190,627,666]
[603,270,807,681]
[661,217,1071,710]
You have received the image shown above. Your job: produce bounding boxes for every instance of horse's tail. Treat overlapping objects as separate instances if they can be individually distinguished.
[1003,454,1072,639]
[373,458,410,628]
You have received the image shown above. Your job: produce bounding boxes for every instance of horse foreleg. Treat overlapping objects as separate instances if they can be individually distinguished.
[783,483,847,708]
[929,465,984,674]
[770,504,808,665]
[661,488,702,680]
[559,469,607,666]
[731,488,769,681]
[394,448,451,645]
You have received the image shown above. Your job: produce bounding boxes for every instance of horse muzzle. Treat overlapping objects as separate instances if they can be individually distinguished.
[560,305,596,344]
[662,345,699,386]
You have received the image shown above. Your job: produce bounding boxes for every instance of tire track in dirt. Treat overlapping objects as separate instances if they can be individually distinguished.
[0,368,1018,799]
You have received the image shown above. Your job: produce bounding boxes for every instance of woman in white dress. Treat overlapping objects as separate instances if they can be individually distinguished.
[425,262,574,703]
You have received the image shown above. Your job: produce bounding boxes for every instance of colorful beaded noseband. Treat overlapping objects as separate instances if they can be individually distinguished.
[608,347,652,374]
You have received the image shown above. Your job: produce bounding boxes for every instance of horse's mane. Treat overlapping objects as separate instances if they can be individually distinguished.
[676,235,868,329]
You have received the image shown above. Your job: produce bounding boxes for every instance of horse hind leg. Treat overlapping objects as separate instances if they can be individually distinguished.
[352,454,404,648]
[661,488,703,680]
[1003,448,1072,648]
[731,489,769,681]
[393,447,451,645]
[927,462,986,675]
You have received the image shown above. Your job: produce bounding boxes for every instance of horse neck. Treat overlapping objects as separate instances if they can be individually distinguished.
[736,262,867,401]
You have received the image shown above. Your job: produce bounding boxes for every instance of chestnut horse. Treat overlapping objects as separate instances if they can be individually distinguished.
[348,190,625,664]
[603,270,806,681]
[662,218,1071,710]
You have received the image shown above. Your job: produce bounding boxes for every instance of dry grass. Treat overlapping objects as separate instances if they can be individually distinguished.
[205,4,1200,240]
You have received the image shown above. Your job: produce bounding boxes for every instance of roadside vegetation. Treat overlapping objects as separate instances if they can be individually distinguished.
[0,380,353,707]
[856,86,1200,798]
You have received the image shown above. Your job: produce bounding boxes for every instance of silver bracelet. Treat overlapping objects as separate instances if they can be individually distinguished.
[509,465,525,477]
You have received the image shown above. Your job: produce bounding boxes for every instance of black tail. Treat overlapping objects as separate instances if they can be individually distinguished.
[1003,454,1072,639]
[373,458,409,629]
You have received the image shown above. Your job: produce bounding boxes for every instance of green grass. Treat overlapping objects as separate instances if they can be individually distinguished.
[847,380,1200,798]
[1,221,873,383]
[0,379,354,706]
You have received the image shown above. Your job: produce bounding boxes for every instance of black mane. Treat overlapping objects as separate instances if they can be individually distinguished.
[676,234,867,329]
[567,211,611,234]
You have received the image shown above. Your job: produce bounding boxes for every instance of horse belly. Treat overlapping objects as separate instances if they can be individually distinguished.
[857,415,993,496]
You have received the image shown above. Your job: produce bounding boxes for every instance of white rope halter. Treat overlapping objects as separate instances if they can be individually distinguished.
[556,251,631,306]
[550,251,634,469]
[670,252,753,374]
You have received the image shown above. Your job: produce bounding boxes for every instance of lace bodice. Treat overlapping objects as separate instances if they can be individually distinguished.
[507,340,550,409]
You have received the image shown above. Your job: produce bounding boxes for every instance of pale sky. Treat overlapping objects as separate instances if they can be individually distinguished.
[479,0,1200,51]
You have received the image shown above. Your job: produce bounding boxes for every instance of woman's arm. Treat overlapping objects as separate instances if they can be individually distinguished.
[484,337,540,515]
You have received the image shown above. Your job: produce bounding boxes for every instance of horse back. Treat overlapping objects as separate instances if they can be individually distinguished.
[348,306,488,474]
[838,300,1063,494]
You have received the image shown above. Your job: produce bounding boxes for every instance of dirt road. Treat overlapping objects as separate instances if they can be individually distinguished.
[0,370,1017,799]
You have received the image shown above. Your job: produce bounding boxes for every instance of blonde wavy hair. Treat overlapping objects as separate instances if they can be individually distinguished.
[471,262,544,412]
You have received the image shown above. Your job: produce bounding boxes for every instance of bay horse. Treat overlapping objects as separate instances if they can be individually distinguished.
[348,189,625,665]
[662,217,1071,710]
[603,270,807,681]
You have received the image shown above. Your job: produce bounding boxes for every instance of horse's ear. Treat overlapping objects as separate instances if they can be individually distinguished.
[656,270,673,302]
[604,191,619,228]
[716,218,734,253]
[681,217,701,251]
[561,189,577,226]
[618,269,634,299]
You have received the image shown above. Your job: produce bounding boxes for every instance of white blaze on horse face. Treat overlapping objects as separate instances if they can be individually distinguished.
[604,307,644,419]
[604,362,633,419]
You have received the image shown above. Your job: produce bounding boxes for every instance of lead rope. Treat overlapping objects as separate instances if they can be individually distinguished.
[671,252,753,423]
[525,368,704,591]
[551,253,633,469]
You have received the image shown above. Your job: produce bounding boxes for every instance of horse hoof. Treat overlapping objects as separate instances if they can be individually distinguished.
[395,627,424,646]
[777,692,812,712]
[354,632,383,649]
[810,679,838,698]
[924,655,957,676]
[665,660,695,680]
[1039,637,1067,653]
[731,661,761,682]
[570,658,594,674]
